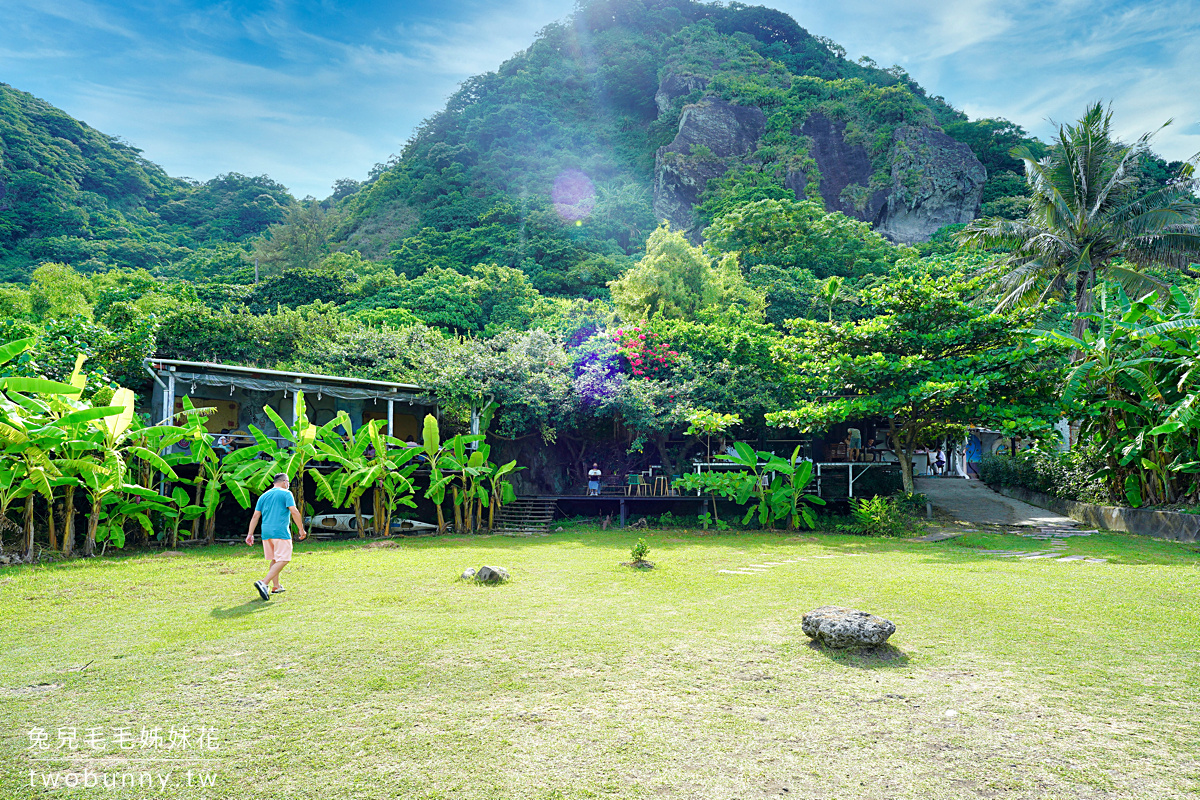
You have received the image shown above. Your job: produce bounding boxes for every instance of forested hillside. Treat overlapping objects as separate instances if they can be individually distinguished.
[0,83,296,282]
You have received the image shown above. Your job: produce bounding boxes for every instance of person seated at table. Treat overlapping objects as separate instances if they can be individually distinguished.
[587,463,602,496]
[862,438,877,462]
[404,435,428,463]
[214,430,233,460]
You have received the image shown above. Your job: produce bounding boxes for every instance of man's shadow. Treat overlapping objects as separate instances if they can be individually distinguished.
[210,600,274,618]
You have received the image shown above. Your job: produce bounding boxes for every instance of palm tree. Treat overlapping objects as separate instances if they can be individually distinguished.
[812,276,857,323]
[958,102,1200,338]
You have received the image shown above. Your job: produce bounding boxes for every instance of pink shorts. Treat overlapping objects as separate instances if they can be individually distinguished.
[262,538,293,562]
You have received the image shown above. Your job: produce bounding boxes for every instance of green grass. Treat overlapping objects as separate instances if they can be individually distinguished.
[2,527,1198,799]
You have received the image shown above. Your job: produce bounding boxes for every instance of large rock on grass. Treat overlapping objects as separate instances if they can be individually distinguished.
[475,565,510,583]
[802,606,896,648]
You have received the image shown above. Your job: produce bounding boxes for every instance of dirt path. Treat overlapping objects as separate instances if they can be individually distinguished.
[915,477,1076,527]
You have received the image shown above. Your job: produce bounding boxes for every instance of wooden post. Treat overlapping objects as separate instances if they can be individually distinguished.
[165,371,175,426]
[292,379,302,430]
[619,497,626,528]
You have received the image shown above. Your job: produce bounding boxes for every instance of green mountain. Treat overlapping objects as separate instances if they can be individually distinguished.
[2,0,1057,294]
[0,83,296,281]
[332,0,1011,296]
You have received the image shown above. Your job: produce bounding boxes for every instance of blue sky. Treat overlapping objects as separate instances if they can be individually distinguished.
[3,0,1197,198]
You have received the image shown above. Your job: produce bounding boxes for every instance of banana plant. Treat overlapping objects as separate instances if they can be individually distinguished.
[366,419,422,536]
[421,414,452,533]
[418,415,485,532]
[483,454,521,532]
[95,484,176,554]
[164,485,207,549]
[75,388,181,555]
[772,445,825,530]
[715,442,823,529]
[311,412,376,537]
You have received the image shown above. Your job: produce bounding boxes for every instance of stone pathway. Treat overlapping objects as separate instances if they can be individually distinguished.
[971,523,1107,563]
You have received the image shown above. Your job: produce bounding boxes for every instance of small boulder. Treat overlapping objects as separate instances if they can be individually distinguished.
[460,567,476,580]
[802,606,895,649]
[475,565,509,583]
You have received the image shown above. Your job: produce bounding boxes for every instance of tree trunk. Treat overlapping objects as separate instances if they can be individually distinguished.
[84,497,101,557]
[23,494,35,563]
[47,497,58,551]
[1070,265,1097,344]
[204,513,216,545]
[292,467,306,523]
[353,497,365,539]
[435,502,446,533]
[62,486,76,558]
[374,482,385,536]
[191,480,204,541]
[452,487,463,532]
[888,421,915,494]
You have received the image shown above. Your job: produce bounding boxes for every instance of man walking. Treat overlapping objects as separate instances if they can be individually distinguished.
[245,473,307,601]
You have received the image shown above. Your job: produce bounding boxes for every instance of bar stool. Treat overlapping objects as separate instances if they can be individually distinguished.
[653,474,669,495]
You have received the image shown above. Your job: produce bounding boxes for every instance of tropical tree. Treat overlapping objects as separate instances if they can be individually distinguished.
[768,270,1063,492]
[1039,285,1200,506]
[958,102,1200,337]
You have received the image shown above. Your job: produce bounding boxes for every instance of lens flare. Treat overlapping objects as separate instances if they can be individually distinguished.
[551,169,596,222]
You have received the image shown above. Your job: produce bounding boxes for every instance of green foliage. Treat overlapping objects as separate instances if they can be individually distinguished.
[978,446,1107,505]
[245,269,349,312]
[609,224,763,320]
[253,202,336,275]
[0,85,297,279]
[1035,286,1200,507]
[630,537,650,562]
[675,442,824,529]
[768,268,1064,492]
[29,262,94,321]
[943,118,1046,177]
[959,103,1200,332]
[846,495,910,537]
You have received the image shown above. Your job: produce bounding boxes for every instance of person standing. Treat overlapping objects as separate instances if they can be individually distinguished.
[244,473,307,600]
[846,427,862,462]
[587,463,602,496]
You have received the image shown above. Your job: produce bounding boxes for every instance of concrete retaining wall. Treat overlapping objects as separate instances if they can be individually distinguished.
[991,485,1199,543]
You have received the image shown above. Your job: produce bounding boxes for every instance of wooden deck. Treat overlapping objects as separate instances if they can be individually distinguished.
[534,495,711,528]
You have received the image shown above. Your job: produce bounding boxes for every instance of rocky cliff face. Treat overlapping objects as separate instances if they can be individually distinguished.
[654,72,709,118]
[651,80,986,242]
[790,112,888,224]
[652,97,766,233]
[873,126,986,243]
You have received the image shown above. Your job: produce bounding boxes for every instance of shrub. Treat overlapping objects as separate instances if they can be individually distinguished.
[978,444,1106,504]
[630,537,650,562]
[847,496,911,537]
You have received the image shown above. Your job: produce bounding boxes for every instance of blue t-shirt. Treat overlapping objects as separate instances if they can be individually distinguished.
[256,487,296,540]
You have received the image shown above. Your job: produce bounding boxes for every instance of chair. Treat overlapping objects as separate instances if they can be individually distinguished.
[625,474,645,496]
[653,474,669,495]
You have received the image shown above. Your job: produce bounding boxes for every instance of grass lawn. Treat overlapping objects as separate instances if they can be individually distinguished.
[2,526,1198,799]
